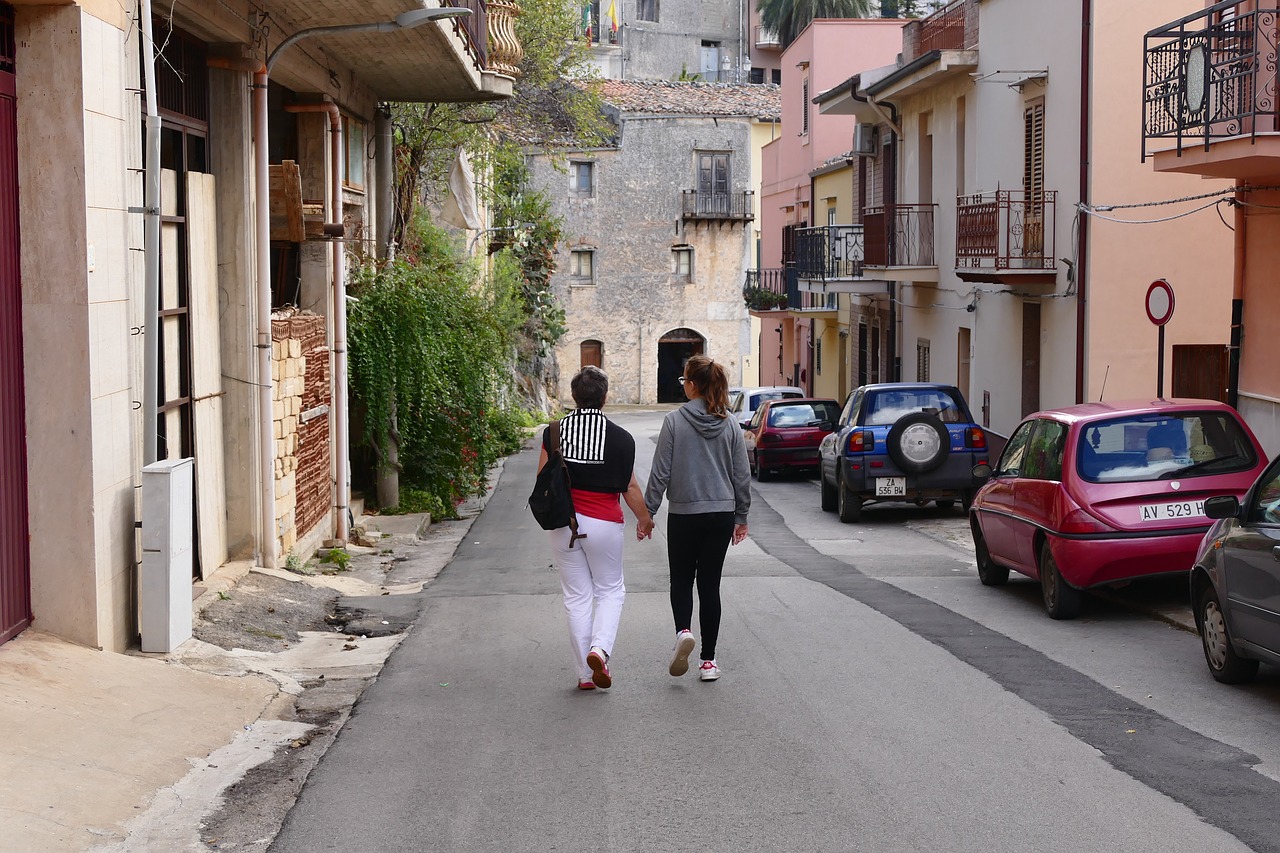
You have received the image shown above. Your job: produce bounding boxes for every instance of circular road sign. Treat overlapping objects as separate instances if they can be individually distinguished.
[1146,279,1175,326]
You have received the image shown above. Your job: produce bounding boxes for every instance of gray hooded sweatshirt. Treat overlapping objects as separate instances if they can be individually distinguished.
[645,397,751,524]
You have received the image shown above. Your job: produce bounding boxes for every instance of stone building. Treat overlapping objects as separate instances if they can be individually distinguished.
[526,80,780,404]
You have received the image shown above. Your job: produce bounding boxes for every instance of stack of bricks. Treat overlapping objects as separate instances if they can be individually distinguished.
[293,316,331,538]
[270,312,331,557]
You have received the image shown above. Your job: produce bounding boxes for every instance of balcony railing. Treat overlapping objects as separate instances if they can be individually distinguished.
[919,0,967,53]
[794,225,865,280]
[743,268,835,312]
[755,26,781,48]
[863,204,936,267]
[1143,1,1280,159]
[955,190,1057,272]
[744,268,788,312]
[682,190,755,222]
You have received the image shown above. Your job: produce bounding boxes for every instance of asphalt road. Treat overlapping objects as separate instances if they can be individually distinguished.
[270,410,1280,853]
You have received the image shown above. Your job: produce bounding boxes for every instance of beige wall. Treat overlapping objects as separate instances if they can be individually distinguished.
[1086,0,1234,404]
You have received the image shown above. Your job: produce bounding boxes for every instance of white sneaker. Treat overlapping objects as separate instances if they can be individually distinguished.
[669,630,695,676]
[698,660,721,681]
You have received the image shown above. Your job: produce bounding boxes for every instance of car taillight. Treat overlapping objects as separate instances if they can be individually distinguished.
[1059,507,1114,534]
[965,427,987,449]
[847,430,874,453]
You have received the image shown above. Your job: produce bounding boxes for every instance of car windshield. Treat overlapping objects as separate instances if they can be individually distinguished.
[767,401,840,428]
[864,388,967,425]
[1076,412,1258,483]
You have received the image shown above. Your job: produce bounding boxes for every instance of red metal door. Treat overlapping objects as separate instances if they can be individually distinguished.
[0,4,32,646]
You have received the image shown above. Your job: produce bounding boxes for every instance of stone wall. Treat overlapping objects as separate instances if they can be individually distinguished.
[271,312,330,558]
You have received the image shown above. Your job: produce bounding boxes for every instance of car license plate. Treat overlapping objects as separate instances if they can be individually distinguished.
[1139,500,1206,522]
[876,477,906,497]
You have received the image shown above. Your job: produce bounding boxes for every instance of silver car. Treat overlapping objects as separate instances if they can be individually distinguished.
[1192,453,1280,683]
[730,385,804,425]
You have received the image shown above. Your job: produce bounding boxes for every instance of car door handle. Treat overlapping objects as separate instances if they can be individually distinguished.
[1273,546,1280,561]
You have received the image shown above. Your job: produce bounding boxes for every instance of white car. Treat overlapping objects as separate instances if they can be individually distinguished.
[730,385,805,425]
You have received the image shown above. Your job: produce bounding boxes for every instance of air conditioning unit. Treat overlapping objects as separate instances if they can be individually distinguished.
[854,123,878,156]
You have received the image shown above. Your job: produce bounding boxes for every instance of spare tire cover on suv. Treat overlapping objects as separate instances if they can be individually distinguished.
[886,413,950,474]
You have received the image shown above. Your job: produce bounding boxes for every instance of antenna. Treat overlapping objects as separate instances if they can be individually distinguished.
[1099,365,1109,402]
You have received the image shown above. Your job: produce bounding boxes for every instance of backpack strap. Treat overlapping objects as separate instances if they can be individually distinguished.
[549,420,587,549]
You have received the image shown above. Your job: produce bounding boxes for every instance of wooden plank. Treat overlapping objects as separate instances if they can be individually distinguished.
[187,172,229,577]
[270,160,306,243]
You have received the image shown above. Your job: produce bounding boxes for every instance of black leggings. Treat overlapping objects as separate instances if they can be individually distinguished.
[667,511,735,661]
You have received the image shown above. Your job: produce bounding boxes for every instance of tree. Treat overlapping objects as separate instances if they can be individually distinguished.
[756,0,875,49]
[881,0,947,18]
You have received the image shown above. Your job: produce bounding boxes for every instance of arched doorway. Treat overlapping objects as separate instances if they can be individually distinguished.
[657,328,705,403]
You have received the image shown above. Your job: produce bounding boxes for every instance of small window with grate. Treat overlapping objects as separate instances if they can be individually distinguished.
[916,339,931,382]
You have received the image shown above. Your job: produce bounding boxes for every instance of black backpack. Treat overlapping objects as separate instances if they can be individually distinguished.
[528,420,587,548]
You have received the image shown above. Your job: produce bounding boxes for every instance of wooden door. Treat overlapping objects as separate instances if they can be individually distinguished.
[1172,344,1229,403]
[1021,303,1041,417]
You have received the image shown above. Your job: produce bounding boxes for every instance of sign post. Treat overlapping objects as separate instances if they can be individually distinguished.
[1145,279,1176,397]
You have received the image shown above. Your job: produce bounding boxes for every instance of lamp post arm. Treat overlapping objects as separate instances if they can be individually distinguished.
[267,22,392,73]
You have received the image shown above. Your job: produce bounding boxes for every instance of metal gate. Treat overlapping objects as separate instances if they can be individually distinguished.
[0,1,33,645]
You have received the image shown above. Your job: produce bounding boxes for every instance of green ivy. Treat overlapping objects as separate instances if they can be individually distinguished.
[743,285,789,311]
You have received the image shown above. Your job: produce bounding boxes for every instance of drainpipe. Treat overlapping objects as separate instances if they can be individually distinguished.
[139,4,160,464]
[375,106,394,260]
[1229,186,1246,410]
[207,55,276,568]
[1075,0,1092,404]
[284,102,350,542]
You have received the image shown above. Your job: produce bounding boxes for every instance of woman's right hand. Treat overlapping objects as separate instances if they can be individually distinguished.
[636,517,655,540]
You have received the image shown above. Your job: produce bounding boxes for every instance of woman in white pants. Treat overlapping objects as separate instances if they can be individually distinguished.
[539,367,654,690]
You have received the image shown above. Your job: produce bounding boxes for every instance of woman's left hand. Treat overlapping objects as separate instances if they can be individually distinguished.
[731,523,748,545]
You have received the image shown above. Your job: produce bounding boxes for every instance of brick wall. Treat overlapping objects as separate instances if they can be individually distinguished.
[271,312,331,558]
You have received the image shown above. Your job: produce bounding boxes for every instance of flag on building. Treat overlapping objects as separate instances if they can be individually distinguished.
[608,0,618,33]
[582,2,592,42]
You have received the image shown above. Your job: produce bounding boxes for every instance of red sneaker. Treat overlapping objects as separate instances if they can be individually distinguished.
[577,678,596,690]
[587,647,612,689]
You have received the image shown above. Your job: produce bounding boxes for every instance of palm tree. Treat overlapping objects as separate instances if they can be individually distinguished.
[757,0,875,49]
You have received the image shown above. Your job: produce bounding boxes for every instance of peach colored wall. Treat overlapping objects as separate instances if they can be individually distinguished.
[1238,187,1280,427]
[1086,0,1235,403]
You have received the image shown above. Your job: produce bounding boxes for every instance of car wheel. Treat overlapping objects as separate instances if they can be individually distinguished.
[935,499,955,511]
[1199,586,1259,684]
[961,490,974,513]
[1039,541,1081,620]
[837,473,862,523]
[972,522,1009,587]
[821,473,837,512]
[886,413,950,474]
[755,454,773,482]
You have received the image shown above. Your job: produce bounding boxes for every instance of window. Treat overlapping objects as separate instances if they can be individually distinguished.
[771,69,782,85]
[996,421,1036,477]
[749,68,764,84]
[1077,412,1258,484]
[1024,99,1045,257]
[696,152,731,214]
[827,206,837,227]
[815,338,822,373]
[637,0,658,22]
[1247,460,1280,525]
[344,116,365,190]
[802,77,810,136]
[570,161,594,195]
[864,388,965,427]
[1023,420,1068,481]
[672,246,693,280]
[916,339,931,382]
[570,249,594,282]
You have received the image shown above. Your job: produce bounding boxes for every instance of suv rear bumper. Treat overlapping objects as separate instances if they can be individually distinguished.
[841,454,984,499]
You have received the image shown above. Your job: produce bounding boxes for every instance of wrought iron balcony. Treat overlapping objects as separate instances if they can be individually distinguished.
[743,268,835,312]
[863,204,936,268]
[682,190,755,222]
[794,225,865,281]
[1143,1,1280,159]
[918,0,968,53]
[955,190,1057,281]
[743,269,789,313]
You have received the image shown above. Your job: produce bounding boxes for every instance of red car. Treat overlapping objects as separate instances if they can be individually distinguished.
[970,398,1267,619]
[743,397,840,481]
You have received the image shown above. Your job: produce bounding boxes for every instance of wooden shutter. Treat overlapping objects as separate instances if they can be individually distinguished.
[1023,101,1045,202]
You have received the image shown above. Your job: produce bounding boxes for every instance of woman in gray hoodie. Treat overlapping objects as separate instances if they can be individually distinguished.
[644,355,751,682]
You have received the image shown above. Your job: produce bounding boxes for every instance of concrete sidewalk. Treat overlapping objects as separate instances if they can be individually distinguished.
[0,482,486,852]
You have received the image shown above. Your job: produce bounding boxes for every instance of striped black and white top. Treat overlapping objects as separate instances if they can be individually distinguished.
[560,408,608,464]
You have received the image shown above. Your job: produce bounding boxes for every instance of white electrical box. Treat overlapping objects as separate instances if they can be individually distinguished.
[141,458,194,653]
[854,123,878,156]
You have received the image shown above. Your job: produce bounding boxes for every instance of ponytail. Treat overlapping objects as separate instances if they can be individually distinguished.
[684,354,730,418]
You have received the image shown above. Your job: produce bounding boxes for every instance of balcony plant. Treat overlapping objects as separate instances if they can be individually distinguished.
[743,285,788,311]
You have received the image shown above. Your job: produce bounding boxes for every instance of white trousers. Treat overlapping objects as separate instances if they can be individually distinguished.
[549,513,626,680]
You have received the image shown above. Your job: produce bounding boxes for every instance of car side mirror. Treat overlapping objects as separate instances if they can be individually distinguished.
[1204,495,1241,520]
[740,421,750,429]
[819,420,835,432]
[972,463,993,482]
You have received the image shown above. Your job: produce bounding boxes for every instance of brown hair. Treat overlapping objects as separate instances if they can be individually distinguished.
[683,355,729,418]
[571,365,609,409]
